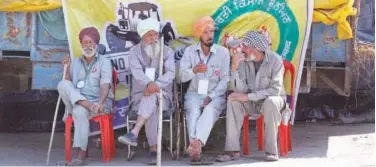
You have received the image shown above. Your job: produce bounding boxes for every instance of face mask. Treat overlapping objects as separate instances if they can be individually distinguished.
[245,53,256,62]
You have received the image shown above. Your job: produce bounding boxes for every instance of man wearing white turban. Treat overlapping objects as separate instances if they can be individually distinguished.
[117,18,175,164]
[216,31,290,162]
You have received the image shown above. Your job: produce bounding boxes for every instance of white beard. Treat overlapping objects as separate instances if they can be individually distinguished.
[144,40,161,60]
[245,53,256,62]
[82,46,96,58]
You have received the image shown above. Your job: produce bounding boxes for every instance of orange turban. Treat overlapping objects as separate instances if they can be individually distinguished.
[193,16,215,38]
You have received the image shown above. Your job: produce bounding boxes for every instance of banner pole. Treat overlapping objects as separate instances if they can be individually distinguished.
[46,64,67,165]
[157,36,165,166]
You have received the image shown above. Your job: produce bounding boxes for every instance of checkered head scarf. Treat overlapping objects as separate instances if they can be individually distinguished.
[242,31,269,52]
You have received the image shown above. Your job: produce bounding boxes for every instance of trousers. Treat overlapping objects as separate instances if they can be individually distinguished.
[184,92,226,145]
[224,96,285,155]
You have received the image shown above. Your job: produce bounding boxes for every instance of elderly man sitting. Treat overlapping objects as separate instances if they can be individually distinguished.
[179,16,230,164]
[58,27,113,166]
[216,31,291,162]
[117,18,175,165]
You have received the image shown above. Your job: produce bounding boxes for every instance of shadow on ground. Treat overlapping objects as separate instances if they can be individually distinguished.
[0,121,374,166]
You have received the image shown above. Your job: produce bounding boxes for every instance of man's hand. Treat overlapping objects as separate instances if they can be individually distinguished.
[193,61,208,74]
[147,82,160,93]
[143,87,151,96]
[61,55,71,80]
[61,55,71,66]
[231,50,244,72]
[228,92,248,102]
[201,96,212,108]
[88,103,100,114]
[98,104,105,114]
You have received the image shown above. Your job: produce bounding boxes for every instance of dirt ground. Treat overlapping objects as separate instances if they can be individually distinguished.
[0,122,374,167]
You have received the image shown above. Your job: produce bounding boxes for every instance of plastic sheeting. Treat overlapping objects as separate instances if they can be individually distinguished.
[314,0,349,9]
[0,0,62,12]
[38,8,67,41]
[313,0,357,40]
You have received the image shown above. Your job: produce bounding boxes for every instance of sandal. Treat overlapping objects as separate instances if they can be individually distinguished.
[67,159,88,166]
[190,156,214,165]
[264,152,279,161]
[215,153,240,162]
[189,141,214,165]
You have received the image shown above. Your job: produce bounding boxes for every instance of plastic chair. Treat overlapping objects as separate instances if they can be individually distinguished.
[65,68,118,163]
[242,60,295,157]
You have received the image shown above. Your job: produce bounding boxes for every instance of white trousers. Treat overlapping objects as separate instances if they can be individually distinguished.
[184,92,225,145]
[57,80,90,151]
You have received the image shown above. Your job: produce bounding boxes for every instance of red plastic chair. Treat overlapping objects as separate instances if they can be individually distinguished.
[242,60,295,157]
[65,68,118,163]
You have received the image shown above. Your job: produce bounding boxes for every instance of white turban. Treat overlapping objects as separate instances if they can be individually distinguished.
[137,18,160,38]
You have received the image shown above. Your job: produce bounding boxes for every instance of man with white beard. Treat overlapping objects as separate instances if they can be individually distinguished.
[58,27,113,166]
[117,18,175,165]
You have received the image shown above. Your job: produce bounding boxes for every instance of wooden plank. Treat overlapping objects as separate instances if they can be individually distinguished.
[32,62,63,90]
[31,45,69,62]
[317,71,348,96]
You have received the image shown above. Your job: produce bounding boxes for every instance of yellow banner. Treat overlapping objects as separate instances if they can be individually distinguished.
[0,0,61,12]
[63,0,313,126]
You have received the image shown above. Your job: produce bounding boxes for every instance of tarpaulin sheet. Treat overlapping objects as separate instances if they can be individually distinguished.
[0,0,61,12]
[313,0,357,40]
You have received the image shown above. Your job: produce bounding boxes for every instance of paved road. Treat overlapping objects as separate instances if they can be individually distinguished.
[0,122,374,166]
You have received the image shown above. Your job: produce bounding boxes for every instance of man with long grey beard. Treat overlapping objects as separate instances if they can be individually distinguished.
[117,18,175,165]
[58,27,113,166]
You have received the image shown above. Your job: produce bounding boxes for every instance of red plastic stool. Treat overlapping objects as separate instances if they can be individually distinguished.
[241,109,292,156]
[242,115,266,156]
[65,114,115,163]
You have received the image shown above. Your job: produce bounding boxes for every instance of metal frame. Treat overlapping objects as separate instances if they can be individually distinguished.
[126,111,174,160]
[181,112,226,156]
[125,80,178,161]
